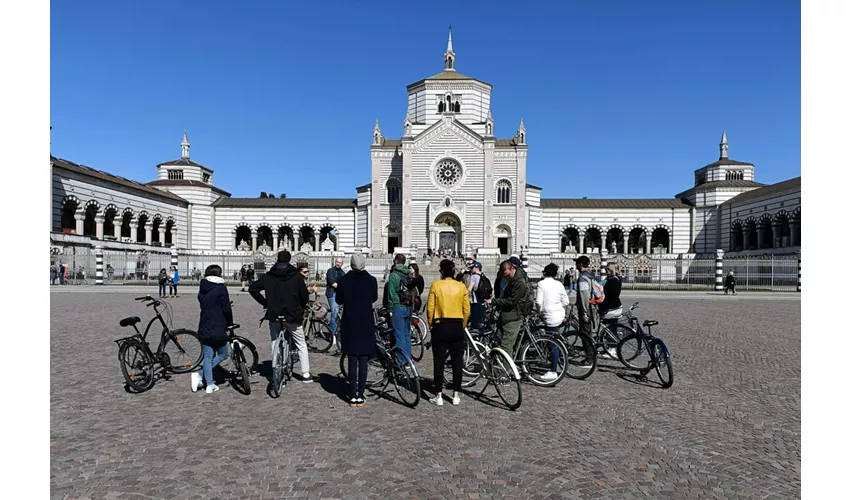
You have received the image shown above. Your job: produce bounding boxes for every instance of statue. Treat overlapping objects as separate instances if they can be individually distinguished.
[237,240,250,251]
[257,243,271,253]
[321,238,334,251]
[300,242,313,253]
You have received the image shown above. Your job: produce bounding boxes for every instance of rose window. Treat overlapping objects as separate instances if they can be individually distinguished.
[434,159,462,187]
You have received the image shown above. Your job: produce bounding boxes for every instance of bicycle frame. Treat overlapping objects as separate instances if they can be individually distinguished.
[463,327,521,380]
[116,303,174,357]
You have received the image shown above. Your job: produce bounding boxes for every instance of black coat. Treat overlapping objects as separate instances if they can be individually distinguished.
[598,276,622,314]
[249,262,309,324]
[725,274,736,287]
[197,276,233,348]
[335,270,378,356]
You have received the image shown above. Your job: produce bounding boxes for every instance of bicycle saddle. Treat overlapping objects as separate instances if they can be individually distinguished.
[229,324,240,330]
[119,316,141,327]
[643,320,659,327]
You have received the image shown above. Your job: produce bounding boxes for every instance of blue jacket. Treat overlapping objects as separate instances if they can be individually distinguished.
[197,276,233,347]
[325,266,345,298]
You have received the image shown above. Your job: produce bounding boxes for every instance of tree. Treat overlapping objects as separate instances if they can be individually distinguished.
[259,192,268,198]
[268,193,276,199]
[280,193,287,199]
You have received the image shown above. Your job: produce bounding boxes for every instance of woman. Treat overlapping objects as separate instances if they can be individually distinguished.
[597,263,623,359]
[157,268,168,298]
[534,263,569,382]
[168,266,180,297]
[192,264,233,394]
[427,259,470,406]
[335,253,378,407]
[409,263,425,313]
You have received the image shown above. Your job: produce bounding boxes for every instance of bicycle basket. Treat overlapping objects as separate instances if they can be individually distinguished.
[310,301,327,316]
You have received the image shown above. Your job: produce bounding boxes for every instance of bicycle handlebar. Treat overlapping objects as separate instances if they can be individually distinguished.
[135,296,151,301]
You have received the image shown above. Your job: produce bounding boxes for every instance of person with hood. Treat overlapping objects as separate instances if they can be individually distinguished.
[191,264,233,394]
[249,250,312,382]
[157,268,168,298]
[535,263,569,381]
[383,253,413,364]
[574,255,595,336]
[168,266,180,297]
[334,253,378,407]
[724,271,737,295]
[486,259,528,354]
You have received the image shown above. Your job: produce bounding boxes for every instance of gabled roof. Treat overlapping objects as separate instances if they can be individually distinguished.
[147,179,231,197]
[541,199,688,209]
[355,183,371,193]
[526,183,543,190]
[495,138,522,147]
[406,70,491,89]
[51,156,188,204]
[675,179,764,199]
[157,158,210,169]
[213,198,356,209]
[724,176,800,205]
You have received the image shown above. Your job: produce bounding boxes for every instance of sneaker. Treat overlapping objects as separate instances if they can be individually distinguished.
[451,395,461,406]
[205,383,219,394]
[540,371,558,382]
[429,395,444,406]
[607,348,618,359]
[191,371,202,392]
[302,373,313,383]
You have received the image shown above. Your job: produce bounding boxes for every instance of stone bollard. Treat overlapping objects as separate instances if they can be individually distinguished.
[520,248,528,272]
[410,244,417,265]
[95,245,104,285]
[600,249,608,280]
[715,249,724,292]
[171,246,178,272]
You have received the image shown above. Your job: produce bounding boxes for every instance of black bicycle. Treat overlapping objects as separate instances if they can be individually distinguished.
[115,296,203,392]
[263,315,298,399]
[226,324,252,395]
[616,303,674,388]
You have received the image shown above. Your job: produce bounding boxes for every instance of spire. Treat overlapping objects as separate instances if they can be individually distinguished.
[180,130,190,159]
[516,118,526,145]
[719,129,728,159]
[444,26,456,71]
[485,109,494,136]
[372,119,383,146]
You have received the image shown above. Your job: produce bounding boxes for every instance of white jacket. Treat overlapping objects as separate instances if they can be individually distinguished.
[535,277,569,327]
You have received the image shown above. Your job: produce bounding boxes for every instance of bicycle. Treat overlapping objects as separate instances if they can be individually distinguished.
[304,292,334,353]
[456,326,523,410]
[225,324,252,395]
[559,303,635,380]
[616,303,674,388]
[339,308,421,408]
[115,295,203,392]
[262,315,300,398]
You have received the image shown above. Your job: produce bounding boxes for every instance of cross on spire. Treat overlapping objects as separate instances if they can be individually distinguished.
[444,26,456,71]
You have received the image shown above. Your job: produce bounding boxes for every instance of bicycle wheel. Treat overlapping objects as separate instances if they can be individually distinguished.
[409,321,424,362]
[232,344,251,395]
[119,340,156,392]
[489,350,522,410]
[651,340,674,389]
[162,329,203,374]
[599,323,632,357]
[412,314,429,344]
[232,336,258,374]
[306,319,334,353]
[269,340,286,399]
[617,332,652,370]
[517,338,567,387]
[339,351,388,388]
[561,331,597,380]
[388,347,420,408]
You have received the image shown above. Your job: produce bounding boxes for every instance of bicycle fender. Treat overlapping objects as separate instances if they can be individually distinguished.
[651,339,671,357]
[489,347,522,380]
[170,328,198,335]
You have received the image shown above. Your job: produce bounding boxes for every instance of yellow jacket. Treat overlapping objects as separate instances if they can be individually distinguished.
[427,277,471,327]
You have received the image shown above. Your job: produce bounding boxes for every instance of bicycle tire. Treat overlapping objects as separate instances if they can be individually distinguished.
[561,331,597,380]
[617,332,651,370]
[306,319,334,353]
[412,314,429,344]
[339,351,388,388]
[490,350,522,410]
[232,344,251,395]
[269,340,285,399]
[410,322,424,362]
[232,336,258,374]
[651,339,674,388]
[517,338,567,387]
[388,347,420,408]
[162,329,203,374]
[119,340,156,392]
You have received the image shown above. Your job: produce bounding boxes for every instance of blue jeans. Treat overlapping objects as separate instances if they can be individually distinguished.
[544,326,561,372]
[470,303,485,330]
[328,292,340,335]
[202,343,229,386]
[391,305,412,365]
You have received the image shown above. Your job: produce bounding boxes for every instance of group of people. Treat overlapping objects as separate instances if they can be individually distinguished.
[239,265,256,292]
[157,266,180,298]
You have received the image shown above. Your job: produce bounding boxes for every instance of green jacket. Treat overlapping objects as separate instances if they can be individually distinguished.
[491,271,528,323]
[384,264,410,310]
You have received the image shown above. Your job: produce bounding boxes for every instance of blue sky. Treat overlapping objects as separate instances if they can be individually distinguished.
[50,0,800,199]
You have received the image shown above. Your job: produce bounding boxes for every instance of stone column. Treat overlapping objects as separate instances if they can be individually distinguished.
[108,213,118,238]
[756,224,765,249]
[578,234,585,254]
[129,217,138,242]
[75,209,85,235]
[273,233,279,252]
[142,219,151,245]
[600,235,607,255]
[772,221,782,248]
[95,245,104,285]
[742,227,751,250]
[790,221,800,247]
[715,249,724,292]
[251,230,257,252]
[95,214,105,240]
[645,236,652,255]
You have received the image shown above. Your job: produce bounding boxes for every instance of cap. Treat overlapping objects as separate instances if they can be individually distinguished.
[508,256,522,267]
[509,254,520,260]
[574,255,590,267]
[472,261,482,269]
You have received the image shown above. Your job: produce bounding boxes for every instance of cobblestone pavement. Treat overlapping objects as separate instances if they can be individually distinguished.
[51,290,800,499]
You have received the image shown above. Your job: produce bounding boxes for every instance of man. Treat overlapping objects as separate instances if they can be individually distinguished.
[325,257,346,346]
[724,271,737,295]
[247,265,255,288]
[468,261,486,331]
[456,257,474,283]
[240,265,248,292]
[508,254,530,290]
[383,253,413,364]
[487,260,528,355]
[574,255,595,336]
[249,251,313,383]
[564,266,574,294]
[297,262,318,293]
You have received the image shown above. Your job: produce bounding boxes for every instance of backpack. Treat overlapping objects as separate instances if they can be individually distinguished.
[475,274,493,301]
[393,270,418,306]
[589,279,605,304]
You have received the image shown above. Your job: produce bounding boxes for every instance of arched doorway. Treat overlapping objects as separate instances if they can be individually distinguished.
[386,223,401,254]
[104,206,118,238]
[745,219,757,249]
[151,215,163,244]
[121,209,133,239]
[319,226,338,251]
[136,213,149,243]
[83,202,99,237]
[759,216,774,249]
[256,225,274,250]
[731,221,744,251]
[495,224,513,256]
[560,227,580,253]
[61,198,79,233]
[433,212,462,255]
[774,213,791,248]
[606,226,625,254]
[628,226,648,254]
[278,225,295,251]
[298,225,316,252]
[164,219,175,246]
[584,227,602,254]
[651,227,670,254]
[235,225,251,250]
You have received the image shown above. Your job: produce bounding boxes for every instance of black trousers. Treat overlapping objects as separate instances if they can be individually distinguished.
[347,354,369,397]
[431,319,465,393]
[169,284,178,296]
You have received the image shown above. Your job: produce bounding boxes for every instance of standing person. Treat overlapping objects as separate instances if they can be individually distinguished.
[249,250,313,383]
[58,262,65,285]
[325,257,346,346]
[574,256,595,337]
[409,263,425,314]
[240,265,248,292]
[535,263,569,381]
[383,253,413,365]
[169,266,180,297]
[247,265,255,288]
[467,262,486,331]
[335,253,378,407]
[563,267,574,295]
[724,271,737,295]
[427,259,470,406]
[191,264,233,394]
[486,260,528,355]
[157,268,168,298]
[297,262,318,293]
[597,263,623,358]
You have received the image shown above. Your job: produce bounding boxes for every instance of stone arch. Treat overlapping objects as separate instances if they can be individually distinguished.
[136,210,150,243]
[103,204,119,238]
[583,224,603,254]
[319,224,338,251]
[628,224,649,254]
[120,207,134,238]
[276,223,296,251]
[773,210,791,248]
[234,222,252,250]
[60,195,81,232]
[256,222,274,250]
[731,220,744,251]
[495,178,513,204]
[606,224,626,254]
[791,208,801,247]
[560,224,581,252]
[744,217,758,250]
[759,213,774,249]
[385,177,401,204]
[150,214,164,244]
[298,223,317,252]
[82,200,100,237]
[650,224,671,254]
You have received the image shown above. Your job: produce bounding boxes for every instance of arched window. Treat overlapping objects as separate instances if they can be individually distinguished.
[168,169,184,180]
[386,178,401,204]
[437,100,444,113]
[496,179,512,204]
[454,101,460,112]
[725,170,744,180]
